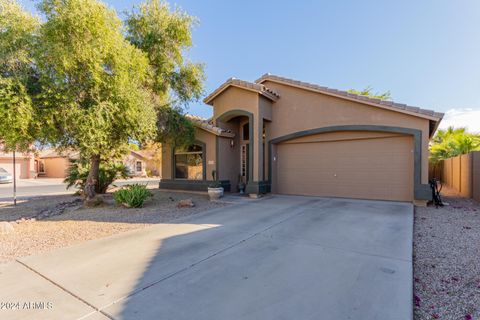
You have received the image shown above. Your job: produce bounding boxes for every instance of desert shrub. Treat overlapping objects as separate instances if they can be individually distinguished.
[65,160,129,194]
[146,169,154,177]
[114,184,152,208]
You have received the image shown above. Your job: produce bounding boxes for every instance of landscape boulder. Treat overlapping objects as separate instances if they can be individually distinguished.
[177,199,195,208]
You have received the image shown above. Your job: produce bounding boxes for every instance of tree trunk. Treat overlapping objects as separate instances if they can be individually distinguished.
[85,155,100,200]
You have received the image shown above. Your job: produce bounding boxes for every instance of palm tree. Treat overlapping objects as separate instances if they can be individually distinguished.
[430,126,480,163]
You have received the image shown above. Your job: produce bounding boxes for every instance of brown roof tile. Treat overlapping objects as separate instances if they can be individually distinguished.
[204,78,279,105]
[186,115,235,138]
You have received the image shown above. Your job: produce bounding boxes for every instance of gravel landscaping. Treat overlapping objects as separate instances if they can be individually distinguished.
[414,189,480,320]
[0,190,229,263]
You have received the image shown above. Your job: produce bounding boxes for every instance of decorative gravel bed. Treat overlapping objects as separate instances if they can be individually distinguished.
[414,191,480,320]
[0,190,229,263]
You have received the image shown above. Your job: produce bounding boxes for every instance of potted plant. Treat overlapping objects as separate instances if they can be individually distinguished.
[208,170,224,201]
[237,174,245,194]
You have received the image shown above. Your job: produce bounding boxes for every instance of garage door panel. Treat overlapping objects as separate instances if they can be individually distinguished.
[275,135,413,201]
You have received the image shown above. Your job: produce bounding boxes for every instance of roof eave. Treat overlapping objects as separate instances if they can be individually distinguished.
[256,75,443,123]
[430,115,444,138]
[194,124,235,138]
[204,78,279,105]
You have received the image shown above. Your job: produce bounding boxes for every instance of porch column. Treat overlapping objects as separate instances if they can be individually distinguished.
[253,115,263,182]
[244,115,270,194]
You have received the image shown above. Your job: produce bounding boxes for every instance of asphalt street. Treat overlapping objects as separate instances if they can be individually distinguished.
[0,178,160,201]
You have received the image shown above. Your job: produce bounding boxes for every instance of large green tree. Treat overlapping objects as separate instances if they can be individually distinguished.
[0,0,39,151]
[0,0,203,201]
[35,0,156,200]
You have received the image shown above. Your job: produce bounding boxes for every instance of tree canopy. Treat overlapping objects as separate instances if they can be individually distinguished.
[125,0,204,105]
[0,0,39,151]
[125,0,204,147]
[36,0,157,160]
[347,86,391,100]
[430,127,480,163]
[0,0,204,200]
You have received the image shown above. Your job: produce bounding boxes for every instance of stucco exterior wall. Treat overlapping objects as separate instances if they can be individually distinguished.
[43,157,70,178]
[195,128,217,181]
[0,158,32,179]
[161,144,173,180]
[212,87,259,122]
[144,159,161,177]
[262,81,431,185]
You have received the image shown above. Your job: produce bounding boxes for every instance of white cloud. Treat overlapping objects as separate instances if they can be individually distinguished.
[439,108,480,133]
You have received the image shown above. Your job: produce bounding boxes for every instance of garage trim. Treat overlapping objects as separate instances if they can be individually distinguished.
[268,125,431,200]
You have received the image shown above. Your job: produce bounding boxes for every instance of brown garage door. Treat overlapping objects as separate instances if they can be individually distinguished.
[275,134,413,201]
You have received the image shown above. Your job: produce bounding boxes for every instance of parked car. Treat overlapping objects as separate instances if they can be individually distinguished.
[0,168,13,184]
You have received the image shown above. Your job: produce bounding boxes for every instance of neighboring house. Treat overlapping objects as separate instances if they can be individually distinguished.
[36,150,80,178]
[124,150,162,177]
[160,74,444,204]
[35,149,161,179]
[0,150,35,179]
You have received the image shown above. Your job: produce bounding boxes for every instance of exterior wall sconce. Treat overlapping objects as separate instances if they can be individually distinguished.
[230,139,235,148]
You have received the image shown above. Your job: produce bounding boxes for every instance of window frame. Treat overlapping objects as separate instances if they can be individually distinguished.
[173,141,206,181]
[136,161,143,173]
[242,123,250,141]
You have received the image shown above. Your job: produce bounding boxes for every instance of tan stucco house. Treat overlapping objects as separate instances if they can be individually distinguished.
[160,74,443,203]
[36,149,161,179]
[124,150,162,177]
[0,150,35,179]
[36,150,80,178]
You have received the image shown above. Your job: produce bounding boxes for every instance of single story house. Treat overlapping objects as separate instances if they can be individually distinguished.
[36,150,80,178]
[0,150,35,179]
[36,149,161,179]
[124,150,162,177]
[160,74,443,204]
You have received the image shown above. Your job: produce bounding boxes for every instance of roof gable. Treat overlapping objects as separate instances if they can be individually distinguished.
[255,74,444,122]
[204,78,279,105]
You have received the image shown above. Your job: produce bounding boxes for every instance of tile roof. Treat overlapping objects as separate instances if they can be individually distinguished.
[186,115,235,138]
[255,74,444,121]
[38,149,79,159]
[130,150,159,160]
[203,78,280,105]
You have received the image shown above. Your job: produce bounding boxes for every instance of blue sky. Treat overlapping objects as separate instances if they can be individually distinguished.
[19,0,480,130]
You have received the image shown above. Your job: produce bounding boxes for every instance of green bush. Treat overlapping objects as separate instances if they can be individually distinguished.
[114,184,152,208]
[64,160,129,194]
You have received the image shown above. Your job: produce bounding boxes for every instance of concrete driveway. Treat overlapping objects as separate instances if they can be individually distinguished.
[0,195,413,320]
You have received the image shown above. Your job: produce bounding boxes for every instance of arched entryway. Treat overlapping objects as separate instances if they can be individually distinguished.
[215,110,254,192]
